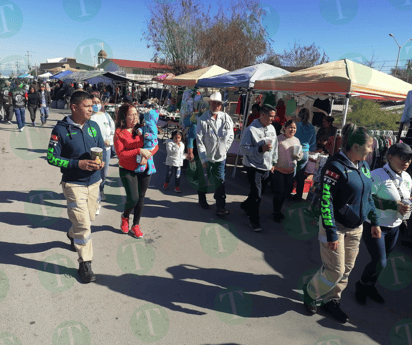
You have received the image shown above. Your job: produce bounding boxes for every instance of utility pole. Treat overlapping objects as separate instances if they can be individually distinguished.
[26,51,32,70]
[15,60,20,76]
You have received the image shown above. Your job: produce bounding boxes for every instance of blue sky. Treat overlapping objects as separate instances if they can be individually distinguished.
[0,0,410,75]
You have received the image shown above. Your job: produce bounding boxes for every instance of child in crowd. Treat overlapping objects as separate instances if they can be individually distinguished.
[135,109,159,175]
[164,130,185,193]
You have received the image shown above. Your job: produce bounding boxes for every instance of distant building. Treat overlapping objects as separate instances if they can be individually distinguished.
[39,57,93,73]
[98,58,170,81]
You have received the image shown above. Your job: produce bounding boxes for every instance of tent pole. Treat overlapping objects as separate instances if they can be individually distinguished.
[329,97,334,116]
[232,90,252,179]
[341,94,350,127]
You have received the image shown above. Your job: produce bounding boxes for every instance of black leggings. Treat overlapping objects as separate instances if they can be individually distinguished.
[119,168,151,225]
[272,170,294,213]
[28,104,38,122]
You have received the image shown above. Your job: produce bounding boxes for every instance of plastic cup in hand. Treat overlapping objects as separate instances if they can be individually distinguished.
[402,199,412,220]
[265,138,274,147]
[293,145,302,156]
[91,147,103,164]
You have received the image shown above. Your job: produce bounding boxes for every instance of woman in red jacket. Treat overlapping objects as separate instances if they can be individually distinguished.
[114,103,158,238]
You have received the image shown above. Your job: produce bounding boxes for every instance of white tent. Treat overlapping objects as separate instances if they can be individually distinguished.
[38,72,53,78]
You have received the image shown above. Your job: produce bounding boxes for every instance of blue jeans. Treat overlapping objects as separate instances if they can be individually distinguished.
[360,222,400,285]
[198,160,226,208]
[165,166,181,187]
[100,149,111,193]
[40,106,49,123]
[14,107,25,129]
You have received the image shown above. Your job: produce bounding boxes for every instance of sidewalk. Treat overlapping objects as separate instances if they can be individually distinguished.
[0,108,411,344]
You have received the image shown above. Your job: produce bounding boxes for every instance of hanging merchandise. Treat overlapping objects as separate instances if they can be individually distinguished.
[312,98,331,127]
[263,92,276,107]
[285,98,297,117]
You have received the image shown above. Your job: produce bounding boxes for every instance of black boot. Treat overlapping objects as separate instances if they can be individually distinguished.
[78,261,96,283]
[355,280,367,305]
[320,300,349,323]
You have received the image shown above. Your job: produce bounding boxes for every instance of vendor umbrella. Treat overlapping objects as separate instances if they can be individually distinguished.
[163,65,228,87]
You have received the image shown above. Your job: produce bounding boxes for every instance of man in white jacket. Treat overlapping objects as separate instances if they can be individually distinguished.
[240,105,278,231]
[196,92,234,216]
[90,96,115,202]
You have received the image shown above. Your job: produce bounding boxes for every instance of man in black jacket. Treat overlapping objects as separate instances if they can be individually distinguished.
[37,84,51,125]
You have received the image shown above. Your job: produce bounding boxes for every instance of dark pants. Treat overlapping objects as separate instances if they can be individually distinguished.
[360,222,400,285]
[198,160,226,209]
[119,168,151,226]
[28,104,38,122]
[165,166,181,187]
[3,104,13,121]
[242,167,269,224]
[272,170,294,213]
[295,151,309,199]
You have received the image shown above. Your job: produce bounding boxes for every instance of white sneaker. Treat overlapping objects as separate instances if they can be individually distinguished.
[95,204,101,215]
[19,127,24,132]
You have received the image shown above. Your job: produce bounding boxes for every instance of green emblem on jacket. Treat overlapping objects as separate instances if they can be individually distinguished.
[88,127,97,137]
[362,167,371,178]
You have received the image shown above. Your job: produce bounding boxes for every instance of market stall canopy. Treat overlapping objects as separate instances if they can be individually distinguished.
[254,59,412,101]
[38,72,53,78]
[51,70,73,80]
[152,73,175,82]
[163,65,228,87]
[196,63,289,89]
[103,71,146,83]
[18,73,33,79]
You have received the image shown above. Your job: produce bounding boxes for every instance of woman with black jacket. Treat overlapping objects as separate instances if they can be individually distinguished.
[302,123,381,324]
[27,86,40,126]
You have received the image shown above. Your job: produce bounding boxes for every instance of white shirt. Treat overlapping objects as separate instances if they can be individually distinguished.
[368,163,412,227]
[165,139,185,167]
[196,110,234,164]
[90,112,115,151]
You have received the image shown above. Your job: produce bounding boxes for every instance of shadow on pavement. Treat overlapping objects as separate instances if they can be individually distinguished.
[95,264,303,319]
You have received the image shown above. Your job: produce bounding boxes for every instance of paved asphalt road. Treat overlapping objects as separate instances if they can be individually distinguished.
[0,108,411,345]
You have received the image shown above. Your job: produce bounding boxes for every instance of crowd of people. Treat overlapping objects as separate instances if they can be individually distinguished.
[1,80,407,325]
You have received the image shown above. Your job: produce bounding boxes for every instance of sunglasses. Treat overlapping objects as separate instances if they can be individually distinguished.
[398,155,412,162]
